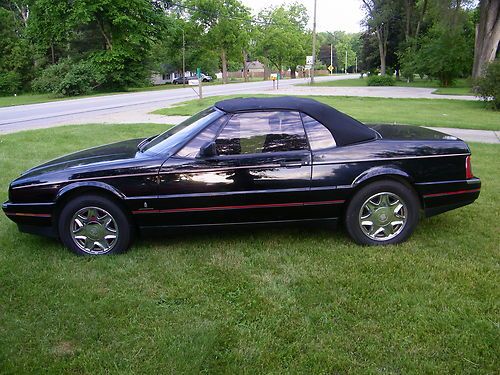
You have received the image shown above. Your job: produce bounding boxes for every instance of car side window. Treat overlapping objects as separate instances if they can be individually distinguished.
[176,115,227,158]
[301,113,336,150]
[215,111,308,156]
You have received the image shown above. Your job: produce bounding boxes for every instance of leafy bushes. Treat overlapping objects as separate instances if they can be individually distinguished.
[475,60,500,110]
[32,59,104,96]
[367,75,395,86]
[0,71,22,95]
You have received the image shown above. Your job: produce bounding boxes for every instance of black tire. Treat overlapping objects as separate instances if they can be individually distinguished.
[345,180,420,245]
[58,194,133,255]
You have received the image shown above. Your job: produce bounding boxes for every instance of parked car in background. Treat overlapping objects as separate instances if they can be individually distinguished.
[172,76,192,84]
[3,97,481,255]
[200,73,213,82]
[172,74,212,84]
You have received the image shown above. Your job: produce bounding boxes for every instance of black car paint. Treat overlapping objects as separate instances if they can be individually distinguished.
[3,112,481,239]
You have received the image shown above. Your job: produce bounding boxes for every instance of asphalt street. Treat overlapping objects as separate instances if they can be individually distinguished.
[0,75,357,133]
[1,74,495,144]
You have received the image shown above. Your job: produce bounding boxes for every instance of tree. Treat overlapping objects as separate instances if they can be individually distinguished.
[472,0,500,79]
[255,3,309,79]
[319,31,362,73]
[402,0,475,86]
[318,44,338,70]
[362,0,399,75]
[0,4,34,92]
[187,0,251,84]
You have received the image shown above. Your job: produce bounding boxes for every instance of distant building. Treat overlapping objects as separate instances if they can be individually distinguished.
[150,70,194,85]
[245,60,265,74]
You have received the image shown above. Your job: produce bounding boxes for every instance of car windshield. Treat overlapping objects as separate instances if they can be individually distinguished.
[142,107,222,155]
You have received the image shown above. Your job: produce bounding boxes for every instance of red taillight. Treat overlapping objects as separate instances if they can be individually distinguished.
[465,156,474,179]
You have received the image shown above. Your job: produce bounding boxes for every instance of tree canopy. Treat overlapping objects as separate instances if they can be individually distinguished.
[0,0,494,96]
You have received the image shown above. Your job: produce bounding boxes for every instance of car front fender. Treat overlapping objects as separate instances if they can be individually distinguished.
[55,181,126,202]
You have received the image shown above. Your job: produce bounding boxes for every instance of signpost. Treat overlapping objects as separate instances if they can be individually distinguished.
[196,67,203,99]
[330,43,333,75]
[270,73,280,90]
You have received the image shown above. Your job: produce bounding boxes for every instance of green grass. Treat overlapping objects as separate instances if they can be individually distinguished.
[152,95,500,131]
[305,77,474,96]
[0,124,498,373]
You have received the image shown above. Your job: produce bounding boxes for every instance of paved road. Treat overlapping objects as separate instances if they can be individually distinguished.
[0,75,357,133]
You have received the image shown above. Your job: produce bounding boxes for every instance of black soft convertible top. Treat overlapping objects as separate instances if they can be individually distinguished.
[215,96,376,146]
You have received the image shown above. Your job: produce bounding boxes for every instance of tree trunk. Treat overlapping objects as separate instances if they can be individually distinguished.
[376,27,387,75]
[221,49,228,84]
[50,42,55,64]
[96,18,112,50]
[404,0,413,41]
[242,50,248,82]
[415,0,428,39]
[290,66,296,79]
[472,0,500,79]
[263,64,270,81]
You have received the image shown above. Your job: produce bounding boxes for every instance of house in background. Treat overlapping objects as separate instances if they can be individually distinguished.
[245,60,265,76]
[150,70,194,85]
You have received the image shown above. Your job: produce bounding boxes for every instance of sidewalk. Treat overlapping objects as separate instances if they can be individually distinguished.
[254,86,479,100]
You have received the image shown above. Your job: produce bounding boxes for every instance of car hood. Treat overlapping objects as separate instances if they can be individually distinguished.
[21,138,145,178]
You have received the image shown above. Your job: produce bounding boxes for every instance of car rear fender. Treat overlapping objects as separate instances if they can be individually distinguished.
[352,166,412,187]
[350,166,422,208]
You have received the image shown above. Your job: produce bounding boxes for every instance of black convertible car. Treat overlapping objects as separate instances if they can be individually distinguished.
[3,97,481,255]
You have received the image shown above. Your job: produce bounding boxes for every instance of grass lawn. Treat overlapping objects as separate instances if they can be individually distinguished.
[152,95,500,131]
[305,77,474,96]
[0,123,498,373]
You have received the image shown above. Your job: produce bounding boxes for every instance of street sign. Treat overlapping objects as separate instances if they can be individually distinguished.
[188,79,199,86]
[196,67,201,78]
[328,65,334,72]
[306,55,313,65]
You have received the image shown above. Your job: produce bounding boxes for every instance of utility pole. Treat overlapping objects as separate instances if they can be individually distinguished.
[311,0,317,84]
[330,44,333,75]
[182,29,186,88]
[355,56,358,73]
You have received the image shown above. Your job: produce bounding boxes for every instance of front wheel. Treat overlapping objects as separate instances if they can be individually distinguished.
[345,180,420,245]
[58,194,133,255]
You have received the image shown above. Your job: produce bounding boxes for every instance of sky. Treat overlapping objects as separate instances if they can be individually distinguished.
[242,0,365,33]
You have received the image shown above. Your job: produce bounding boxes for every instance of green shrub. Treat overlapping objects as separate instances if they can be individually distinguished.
[32,58,104,96]
[32,61,70,94]
[475,60,500,110]
[367,75,395,86]
[0,71,22,94]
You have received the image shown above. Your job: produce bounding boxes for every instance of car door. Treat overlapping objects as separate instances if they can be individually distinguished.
[153,110,313,227]
[300,113,346,219]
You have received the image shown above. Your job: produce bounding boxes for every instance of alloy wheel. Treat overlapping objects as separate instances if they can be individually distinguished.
[358,192,407,241]
[70,206,119,255]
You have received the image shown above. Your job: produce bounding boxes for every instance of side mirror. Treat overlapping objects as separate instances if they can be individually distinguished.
[198,141,217,158]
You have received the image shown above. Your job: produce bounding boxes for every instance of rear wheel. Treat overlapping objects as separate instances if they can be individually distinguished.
[345,180,420,245]
[58,194,133,255]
